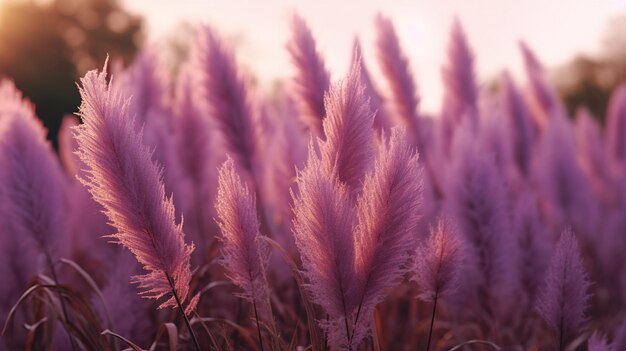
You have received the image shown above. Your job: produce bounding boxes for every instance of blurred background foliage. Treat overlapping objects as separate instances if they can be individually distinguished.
[555,15,626,122]
[0,0,625,147]
[0,0,142,147]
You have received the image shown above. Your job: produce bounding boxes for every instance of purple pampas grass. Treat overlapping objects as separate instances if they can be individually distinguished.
[351,39,391,133]
[74,68,197,314]
[414,218,465,302]
[374,14,421,143]
[536,229,590,351]
[319,64,375,196]
[292,145,357,349]
[445,123,515,334]
[287,13,331,137]
[216,158,270,304]
[588,333,612,351]
[194,25,259,176]
[519,41,565,124]
[351,127,422,347]
[501,71,537,176]
[441,19,478,127]
[0,90,67,261]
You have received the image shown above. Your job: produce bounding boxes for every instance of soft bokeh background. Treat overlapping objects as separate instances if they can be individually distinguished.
[1,0,626,145]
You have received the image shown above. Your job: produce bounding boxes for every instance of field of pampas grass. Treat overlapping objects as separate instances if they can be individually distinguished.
[1,13,626,351]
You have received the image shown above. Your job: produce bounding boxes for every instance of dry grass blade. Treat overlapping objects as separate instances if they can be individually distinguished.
[60,258,116,333]
[260,236,325,351]
[24,317,48,350]
[449,340,502,351]
[199,280,233,296]
[102,329,144,351]
[38,283,108,350]
[148,323,178,351]
[288,319,300,351]
[2,284,41,336]
[191,317,259,350]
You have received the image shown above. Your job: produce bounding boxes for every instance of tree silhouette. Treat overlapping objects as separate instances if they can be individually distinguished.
[555,15,626,122]
[0,0,143,147]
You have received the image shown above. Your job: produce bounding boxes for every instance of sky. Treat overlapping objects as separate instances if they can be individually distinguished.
[123,0,626,112]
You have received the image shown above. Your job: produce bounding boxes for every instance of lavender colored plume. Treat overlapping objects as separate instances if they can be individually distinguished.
[501,71,537,175]
[287,14,331,137]
[352,127,422,346]
[216,158,270,303]
[519,41,565,123]
[292,146,357,346]
[74,67,196,312]
[194,25,259,175]
[441,18,478,126]
[513,192,551,308]
[375,14,420,142]
[414,218,465,302]
[0,90,67,259]
[588,333,612,351]
[536,229,590,350]
[351,39,391,133]
[318,64,375,195]
[445,124,515,330]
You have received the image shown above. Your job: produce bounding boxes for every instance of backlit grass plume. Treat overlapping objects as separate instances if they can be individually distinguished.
[375,13,421,143]
[441,19,478,127]
[74,68,198,318]
[352,128,423,347]
[194,25,259,176]
[292,146,358,350]
[319,63,375,196]
[536,229,590,351]
[287,13,331,138]
[216,158,270,303]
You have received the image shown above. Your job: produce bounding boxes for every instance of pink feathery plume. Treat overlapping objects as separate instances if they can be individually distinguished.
[115,47,170,125]
[58,114,115,268]
[351,127,422,347]
[74,67,197,313]
[588,332,612,351]
[441,18,478,127]
[171,63,219,262]
[0,106,40,345]
[445,123,516,331]
[96,249,151,345]
[605,83,626,163]
[286,13,331,138]
[0,80,30,122]
[414,218,466,302]
[0,225,36,349]
[319,63,375,196]
[292,146,357,348]
[519,41,565,125]
[374,13,421,144]
[533,115,599,238]
[536,229,590,351]
[351,39,391,133]
[215,158,270,303]
[512,192,551,311]
[0,92,67,260]
[194,25,259,177]
[501,71,537,176]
